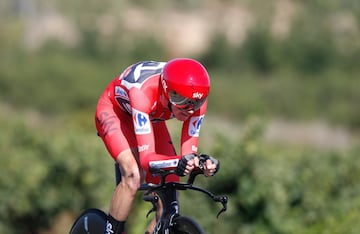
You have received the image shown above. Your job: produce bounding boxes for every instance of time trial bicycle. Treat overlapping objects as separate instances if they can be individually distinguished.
[69,155,228,234]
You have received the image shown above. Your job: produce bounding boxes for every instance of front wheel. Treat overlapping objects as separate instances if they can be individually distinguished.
[169,216,205,234]
[69,208,107,234]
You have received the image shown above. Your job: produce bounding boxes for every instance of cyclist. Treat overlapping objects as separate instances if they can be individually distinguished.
[95,58,219,234]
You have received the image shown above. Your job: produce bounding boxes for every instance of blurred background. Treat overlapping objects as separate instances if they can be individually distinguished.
[1,0,359,233]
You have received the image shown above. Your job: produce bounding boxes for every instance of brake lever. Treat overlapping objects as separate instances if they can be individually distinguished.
[143,194,159,218]
[214,195,228,218]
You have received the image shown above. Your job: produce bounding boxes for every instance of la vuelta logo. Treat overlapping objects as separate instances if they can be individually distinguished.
[188,115,204,137]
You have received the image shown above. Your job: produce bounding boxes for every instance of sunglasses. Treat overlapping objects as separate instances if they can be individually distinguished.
[168,91,206,111]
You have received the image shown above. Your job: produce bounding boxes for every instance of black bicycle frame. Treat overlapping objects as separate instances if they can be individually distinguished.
[115,164,228,233]
[141,185,179,233]
[139,169,228,234]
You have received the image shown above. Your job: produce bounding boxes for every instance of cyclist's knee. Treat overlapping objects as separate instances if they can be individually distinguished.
[116,149,142,192]
[121,167,141,192]
[119,166,141,192]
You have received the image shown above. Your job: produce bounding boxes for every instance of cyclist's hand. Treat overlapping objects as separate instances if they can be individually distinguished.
[175,153,196,176]
[197,154,220,177]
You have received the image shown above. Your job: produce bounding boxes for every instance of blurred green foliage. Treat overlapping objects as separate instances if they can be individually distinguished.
[0,0,359,233]
[201,117,360,234]
[0,116,114,233]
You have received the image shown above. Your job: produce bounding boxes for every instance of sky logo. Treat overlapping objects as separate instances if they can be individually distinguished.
[192,92,204,99]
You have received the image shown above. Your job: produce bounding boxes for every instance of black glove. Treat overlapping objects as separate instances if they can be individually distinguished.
[198,154,220,175]
[175,153,196,176]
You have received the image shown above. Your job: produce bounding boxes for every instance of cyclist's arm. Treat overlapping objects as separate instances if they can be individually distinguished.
[180,100,207,156]
[176,102,220,176]
[130,93,180,171]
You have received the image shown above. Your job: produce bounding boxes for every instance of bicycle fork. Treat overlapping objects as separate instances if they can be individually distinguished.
[143,188,179,234]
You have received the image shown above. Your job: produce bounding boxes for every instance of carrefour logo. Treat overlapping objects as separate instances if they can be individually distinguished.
[188,115,204,137]
[132,108,151,135]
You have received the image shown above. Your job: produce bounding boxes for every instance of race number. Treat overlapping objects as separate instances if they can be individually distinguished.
[121,61,165,89]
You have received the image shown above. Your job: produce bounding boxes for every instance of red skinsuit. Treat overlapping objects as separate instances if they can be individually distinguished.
[95,61,207,183]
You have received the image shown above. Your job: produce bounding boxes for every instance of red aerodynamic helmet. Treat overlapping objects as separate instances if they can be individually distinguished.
[161,58,210,111]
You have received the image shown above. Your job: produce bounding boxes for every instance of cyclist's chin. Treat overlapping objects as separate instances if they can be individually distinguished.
[174,112,189,121]
[172,107,193,121]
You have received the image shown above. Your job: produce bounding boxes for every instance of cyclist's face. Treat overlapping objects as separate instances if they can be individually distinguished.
[172,105,194,121]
